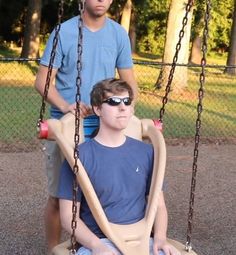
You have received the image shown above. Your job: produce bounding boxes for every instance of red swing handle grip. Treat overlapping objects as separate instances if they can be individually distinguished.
[153,119,163,131]
[37,120,49,139]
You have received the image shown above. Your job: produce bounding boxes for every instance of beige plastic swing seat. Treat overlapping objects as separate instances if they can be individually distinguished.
[45,113,197,255]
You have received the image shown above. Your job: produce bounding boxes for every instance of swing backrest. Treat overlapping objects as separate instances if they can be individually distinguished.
[47,113,166,255]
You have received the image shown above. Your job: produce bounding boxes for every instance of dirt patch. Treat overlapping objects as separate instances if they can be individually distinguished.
[0,139,43,153]
[1,137,235,153]
[0,143,235,255]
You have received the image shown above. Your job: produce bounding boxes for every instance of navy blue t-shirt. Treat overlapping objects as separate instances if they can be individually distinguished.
[57,136,154,238]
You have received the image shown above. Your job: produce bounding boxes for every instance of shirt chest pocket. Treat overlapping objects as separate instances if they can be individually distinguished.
[99,46,117,67]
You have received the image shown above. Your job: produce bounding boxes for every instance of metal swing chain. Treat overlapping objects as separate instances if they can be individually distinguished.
[158,0,194,124]
[70,1,84,254]
[185,0,211,252]
[37,1,64,125]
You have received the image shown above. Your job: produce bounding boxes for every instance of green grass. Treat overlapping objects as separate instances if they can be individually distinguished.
[207,51,228,65]
[0,53,235,144]
[0,86,49,143]
[134,68,236,139]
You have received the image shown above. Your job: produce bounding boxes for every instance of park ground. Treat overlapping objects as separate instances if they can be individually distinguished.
[0,141,236,255]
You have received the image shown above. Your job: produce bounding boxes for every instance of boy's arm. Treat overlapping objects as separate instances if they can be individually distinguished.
[153,192,180,255]
[34,65,73,113]
[34,65,91,117]
[153,192,168,244]
[59,199,117,255]
[118,68,138,101]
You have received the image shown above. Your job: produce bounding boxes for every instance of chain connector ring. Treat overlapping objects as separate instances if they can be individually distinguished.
[185,241,193,252]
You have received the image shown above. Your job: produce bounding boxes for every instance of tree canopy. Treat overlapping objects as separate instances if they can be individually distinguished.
[0,0,235,57]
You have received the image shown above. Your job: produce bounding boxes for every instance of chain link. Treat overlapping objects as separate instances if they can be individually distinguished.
[70,1,84,254]
[158,0,194,124]
[185,0,211,251]
[37,0,64,127]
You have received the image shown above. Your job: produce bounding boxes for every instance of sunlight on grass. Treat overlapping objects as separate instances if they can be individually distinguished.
[0,62,38,87]
[0,59,235,143]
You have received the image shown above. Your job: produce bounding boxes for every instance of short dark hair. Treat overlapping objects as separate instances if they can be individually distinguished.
[90,78,134,106]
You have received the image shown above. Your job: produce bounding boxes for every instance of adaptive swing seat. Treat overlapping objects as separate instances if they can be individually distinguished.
[43,113,197,255]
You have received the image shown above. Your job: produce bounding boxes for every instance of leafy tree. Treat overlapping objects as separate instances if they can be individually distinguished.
[135,0,170,56]
[0,0,235,63]
[41,0,79,32]
[109,0,127,21]
[208,0,233,52]
[0,0,27,44]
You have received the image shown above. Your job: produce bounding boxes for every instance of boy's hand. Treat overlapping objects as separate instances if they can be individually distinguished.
[62,102,93,118]
[153,238,181,255]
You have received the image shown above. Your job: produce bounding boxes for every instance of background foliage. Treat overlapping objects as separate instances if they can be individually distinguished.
[0,0,234,56]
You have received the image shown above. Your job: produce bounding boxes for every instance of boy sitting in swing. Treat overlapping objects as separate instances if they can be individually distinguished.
[57,78,179,255]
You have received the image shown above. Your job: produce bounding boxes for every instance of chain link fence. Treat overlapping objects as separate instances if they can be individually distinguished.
[0,59,235,152]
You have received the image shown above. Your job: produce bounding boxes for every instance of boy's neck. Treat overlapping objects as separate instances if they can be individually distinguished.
[82,12,106,32]
[94,130,126,147]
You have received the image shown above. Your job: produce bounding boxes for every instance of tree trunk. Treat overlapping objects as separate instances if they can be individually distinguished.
[121,0,132,33]
[129,11,136,53]
[156,0,193,92]
[225,0,236,75]
[189,36,202,64]
[21,0,42,58]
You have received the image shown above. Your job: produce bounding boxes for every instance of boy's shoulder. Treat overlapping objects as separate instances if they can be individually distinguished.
[60,16,78,30]
[106,17,127,33]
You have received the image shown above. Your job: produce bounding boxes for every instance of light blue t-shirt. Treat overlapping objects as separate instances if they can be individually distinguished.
[40,16,133,119]
[58,136,154,238]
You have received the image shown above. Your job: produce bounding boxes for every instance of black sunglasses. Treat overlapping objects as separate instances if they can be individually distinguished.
[102,97,132,106]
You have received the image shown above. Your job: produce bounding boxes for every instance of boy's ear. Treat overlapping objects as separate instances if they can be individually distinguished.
[92,105,101,116]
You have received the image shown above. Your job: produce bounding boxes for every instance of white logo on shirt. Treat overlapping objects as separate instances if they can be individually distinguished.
[136,167,139,172]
